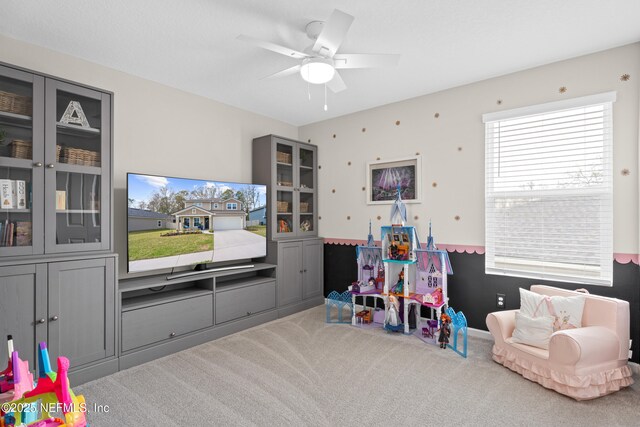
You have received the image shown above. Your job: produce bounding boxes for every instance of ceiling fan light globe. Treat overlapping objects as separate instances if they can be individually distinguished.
[300,58,335,84]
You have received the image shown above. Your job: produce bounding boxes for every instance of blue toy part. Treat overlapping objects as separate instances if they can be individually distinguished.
[445,307,468,358]
[326,291,353,324]
[384,323,405,333]
[38,342,53,380]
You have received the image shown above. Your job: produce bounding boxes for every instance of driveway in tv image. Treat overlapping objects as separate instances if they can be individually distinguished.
[128,230,266,273]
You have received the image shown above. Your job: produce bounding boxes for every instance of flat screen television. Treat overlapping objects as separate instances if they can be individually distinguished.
[127,173,267,273]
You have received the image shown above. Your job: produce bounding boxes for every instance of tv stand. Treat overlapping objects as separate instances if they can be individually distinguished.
[119,262,279,370]
[167,264,255,280]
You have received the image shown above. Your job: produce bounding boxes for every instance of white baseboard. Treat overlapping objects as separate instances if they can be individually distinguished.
[468,327,492,340]
[629,361,640,375]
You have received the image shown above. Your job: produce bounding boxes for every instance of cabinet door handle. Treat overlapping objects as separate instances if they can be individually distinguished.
[299,270,303,274]
[37,318,46,324]
[33,162,43,167]
[169,332,176,338]
[47,164,55,169]
[50,315,59,322]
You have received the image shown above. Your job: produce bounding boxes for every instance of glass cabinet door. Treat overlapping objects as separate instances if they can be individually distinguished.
[274,140,294,238]
[0,65,44,255]
[297,144,317,237]
[44,80,110,253]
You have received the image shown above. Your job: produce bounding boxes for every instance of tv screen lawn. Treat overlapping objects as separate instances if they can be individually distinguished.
[127,173,267,273]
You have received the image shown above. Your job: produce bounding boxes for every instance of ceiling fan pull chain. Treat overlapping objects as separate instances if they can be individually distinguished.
[324,83,328,111]
[308,78,311,100]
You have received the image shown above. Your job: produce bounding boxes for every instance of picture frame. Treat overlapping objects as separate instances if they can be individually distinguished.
[366,155,421,204]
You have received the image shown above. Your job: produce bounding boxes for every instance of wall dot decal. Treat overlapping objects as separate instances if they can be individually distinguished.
[362,186,365,191]
[622,168,630,176]
[376,157,381,160]
[620,74,631,82]
[434,113,440,118]
[559,86,567,94]
[362,127,366,132]
[332,189,336,193]
[432,182,437,187]
[332,134,336,138]
[414,215,419,220]
[319,216,322,220]
[497,99,503,105]
[376,216,381,220]
[348,161,351,166]
[395,120,401,126]
[347,216,351,220]
[454,215,461,221]
[458,147,462,151]
[308,139,311,142]
[318,165,322,169]
[415,152,420,156]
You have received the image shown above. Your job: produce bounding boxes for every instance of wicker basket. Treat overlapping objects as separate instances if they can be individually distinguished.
[276,151,292,164]
[56,145,62,162]
[278,181,293,187]
[277,201,289,213]
[0,91,32,116]
[299,202,309,213]
[10,140,32,159]
[61,147,101,167]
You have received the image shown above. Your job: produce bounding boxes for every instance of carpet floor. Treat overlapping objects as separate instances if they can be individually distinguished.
[76,306,639,426]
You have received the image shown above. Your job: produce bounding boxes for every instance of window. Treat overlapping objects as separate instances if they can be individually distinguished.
[226,202,237,210]
[195,202,202,207]
[213,203,219,209]
[191,208,196,214]
[483,92,614,286]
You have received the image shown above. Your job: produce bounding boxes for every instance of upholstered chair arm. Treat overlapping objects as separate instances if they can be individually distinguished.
[486,310,518,344]
[549,326,620,367]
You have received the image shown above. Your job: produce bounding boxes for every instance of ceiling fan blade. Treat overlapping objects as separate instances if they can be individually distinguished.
[262,65,301,80]
[236,35,309,59]
[333,54,400,69]
[312,9,354,57]
[326,71,347,93]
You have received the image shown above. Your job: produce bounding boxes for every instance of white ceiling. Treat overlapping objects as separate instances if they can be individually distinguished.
[2,0,640,126]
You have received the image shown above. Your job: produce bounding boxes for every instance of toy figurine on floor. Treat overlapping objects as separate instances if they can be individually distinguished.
[438,310,452,349]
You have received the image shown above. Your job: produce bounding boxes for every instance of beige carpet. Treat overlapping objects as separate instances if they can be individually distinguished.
[76,306,639,426]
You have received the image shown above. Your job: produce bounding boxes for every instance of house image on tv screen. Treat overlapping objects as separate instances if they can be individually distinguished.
[173,198,246,231]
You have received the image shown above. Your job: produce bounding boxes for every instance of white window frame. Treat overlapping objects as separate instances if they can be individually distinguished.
[226,202,238,210]
[483,92,615,286]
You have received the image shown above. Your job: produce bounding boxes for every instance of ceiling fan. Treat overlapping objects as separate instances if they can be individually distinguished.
[237,9,400,98]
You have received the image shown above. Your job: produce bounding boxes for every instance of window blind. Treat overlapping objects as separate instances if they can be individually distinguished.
[483,92,615,286]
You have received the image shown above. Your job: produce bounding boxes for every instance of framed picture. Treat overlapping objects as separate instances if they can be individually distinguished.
[366,156,421,204]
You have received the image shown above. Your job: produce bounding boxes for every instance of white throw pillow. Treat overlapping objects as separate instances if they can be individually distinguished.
[518,287,585,332]
[512,312,555,349]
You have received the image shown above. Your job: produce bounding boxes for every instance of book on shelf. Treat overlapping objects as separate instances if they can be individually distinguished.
[0,180,13,209]
[15,221,31,246]
[16,180,26,209]
[0,179,29,210]
[56,190,66,210]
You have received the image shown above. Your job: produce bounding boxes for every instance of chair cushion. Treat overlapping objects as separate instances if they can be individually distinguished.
[512,311,555,349]
[519,288,585,331]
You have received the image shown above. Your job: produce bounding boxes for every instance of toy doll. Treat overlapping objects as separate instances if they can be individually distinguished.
[438,311,451,349]
[386,295,401,327]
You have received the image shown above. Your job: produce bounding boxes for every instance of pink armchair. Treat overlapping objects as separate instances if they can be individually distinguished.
[486,285,634,400]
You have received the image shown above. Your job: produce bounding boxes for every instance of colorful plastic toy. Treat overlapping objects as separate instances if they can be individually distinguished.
[446,306,468,358]
[8,342,87,427]
[326,291,353,324]
[0,336,34,403]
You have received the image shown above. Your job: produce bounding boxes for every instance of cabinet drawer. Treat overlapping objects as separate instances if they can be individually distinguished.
[216,281,276,324]
[121,294,213,352]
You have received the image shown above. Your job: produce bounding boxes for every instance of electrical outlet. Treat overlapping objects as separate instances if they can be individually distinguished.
[496,293,506,309]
